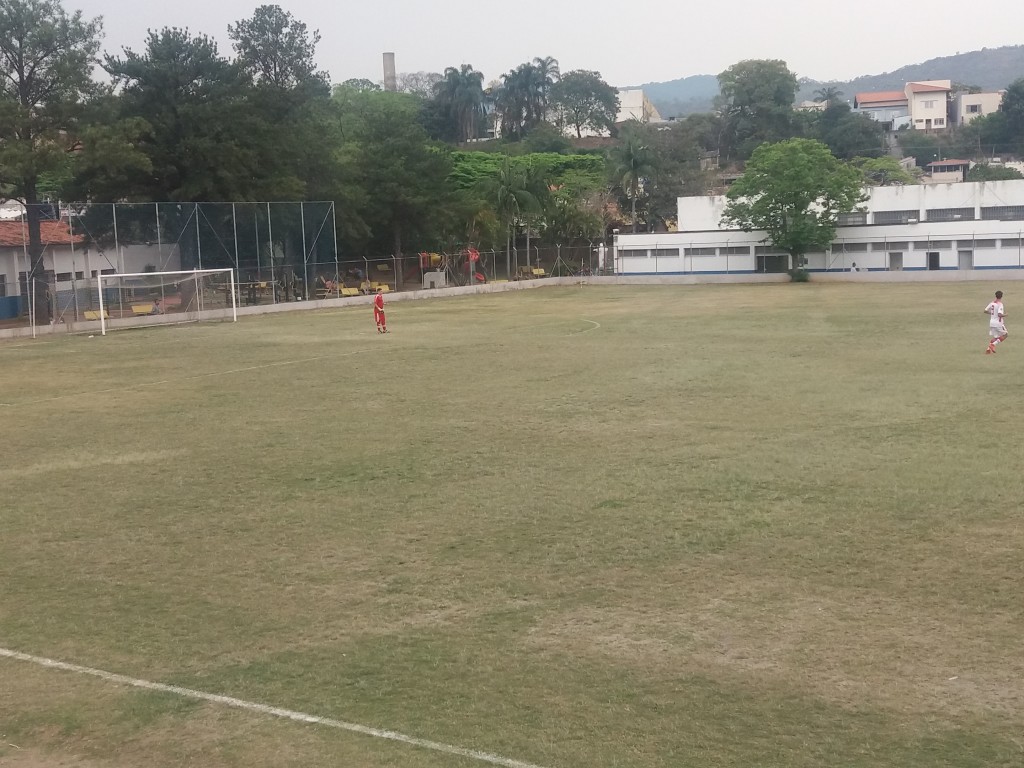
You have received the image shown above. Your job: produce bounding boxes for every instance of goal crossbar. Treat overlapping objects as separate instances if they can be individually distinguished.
[97,268,237,336]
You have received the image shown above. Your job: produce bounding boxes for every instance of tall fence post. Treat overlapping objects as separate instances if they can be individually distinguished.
[266,202,275,303]
[195,203,202,271]
[300,202,309,301]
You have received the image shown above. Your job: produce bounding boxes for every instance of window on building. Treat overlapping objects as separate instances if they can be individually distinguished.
[754,246,782,255]
[1001,239,1022,248]
[55,272,72,282]
[926,208,975,222]
[959,239,996,249]
[913,240,952,249]
[873,210,919,225]
[833,242,868,252]
[838,212,867,226]
[981,206,1024,221]
[684,247,716,256]
[0,275,6,297]
[720,246,751,255]
[967,104,981,113]
[934,118,945,126]
[915,119,924,124]
[75,271,84,280]
[649,248,679,258]
[100,268,116,275]
[923,100,936,108]
[883,242,909,250]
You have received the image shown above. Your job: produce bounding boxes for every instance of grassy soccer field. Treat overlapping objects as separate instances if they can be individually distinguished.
[1,283,1022,768]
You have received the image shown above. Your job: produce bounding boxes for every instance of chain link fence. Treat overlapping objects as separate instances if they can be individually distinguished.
[1,200,614,333]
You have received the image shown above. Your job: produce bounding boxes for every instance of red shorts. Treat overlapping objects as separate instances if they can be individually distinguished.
[374,308,385,325]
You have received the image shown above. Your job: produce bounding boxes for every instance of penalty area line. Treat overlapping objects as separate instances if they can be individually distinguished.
[0,647,551,768]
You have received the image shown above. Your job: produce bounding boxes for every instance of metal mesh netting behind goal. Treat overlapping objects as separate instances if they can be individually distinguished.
[95,269,237,335]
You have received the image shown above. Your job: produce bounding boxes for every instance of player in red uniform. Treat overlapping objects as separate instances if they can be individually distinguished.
[373,288,388,333]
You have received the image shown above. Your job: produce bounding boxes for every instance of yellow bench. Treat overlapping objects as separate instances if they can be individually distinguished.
[372,283,391,293]
[131,303,156,316]
[83,309,109,321]
[532,268,547,277]
[340,287,360,297]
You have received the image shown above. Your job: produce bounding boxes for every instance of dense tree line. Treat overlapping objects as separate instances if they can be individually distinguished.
[3,0,1024,313]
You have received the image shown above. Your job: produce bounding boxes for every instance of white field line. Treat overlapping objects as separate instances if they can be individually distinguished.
[566,319,601,336]
[0,647,551,768]
[0,350,369,408]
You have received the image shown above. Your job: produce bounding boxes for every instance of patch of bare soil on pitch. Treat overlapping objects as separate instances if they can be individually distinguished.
[525,568,1024,722]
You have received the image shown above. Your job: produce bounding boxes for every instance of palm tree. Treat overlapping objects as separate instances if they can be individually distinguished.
[532,56,560,121]
[435,64,485,142]
[520,158,552,264]
[479,158,541,276]
[814,86,843,107]
[495,62,546,139]
[611,133,657,232]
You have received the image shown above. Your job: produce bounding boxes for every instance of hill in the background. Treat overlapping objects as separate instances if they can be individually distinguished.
[633,46,1024,117]
[622,74,719,117]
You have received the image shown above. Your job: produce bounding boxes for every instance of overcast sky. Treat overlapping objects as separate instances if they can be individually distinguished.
[73,0,1024,86]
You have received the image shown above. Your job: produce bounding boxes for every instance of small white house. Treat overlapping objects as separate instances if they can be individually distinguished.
[0,218,181,318]
[614,180,1024,274]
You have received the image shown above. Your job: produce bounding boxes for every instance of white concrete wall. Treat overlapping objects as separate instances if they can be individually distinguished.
[616,181,1024,275]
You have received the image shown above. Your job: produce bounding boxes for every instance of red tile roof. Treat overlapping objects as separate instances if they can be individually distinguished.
[0,220,86,248]
[854,90,908,106]
[908,83,951,93]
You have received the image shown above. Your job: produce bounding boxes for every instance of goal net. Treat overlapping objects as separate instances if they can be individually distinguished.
[96,269,237,335]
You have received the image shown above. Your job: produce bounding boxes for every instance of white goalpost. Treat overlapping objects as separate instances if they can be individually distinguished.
[96,268,238,336]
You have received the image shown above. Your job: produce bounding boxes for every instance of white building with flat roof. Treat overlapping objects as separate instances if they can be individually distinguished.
[614,180,1024,274]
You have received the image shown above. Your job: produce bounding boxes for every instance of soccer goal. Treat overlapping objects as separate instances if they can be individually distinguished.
[96,269,237,336]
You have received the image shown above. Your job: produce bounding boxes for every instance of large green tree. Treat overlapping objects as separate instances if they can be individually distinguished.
[550,70,619,139]
[102,28,285,203]
[336,88,453,257]
[967,164,1024,182]
[721,138,865,273]
[812,103,885,160]
[228,4,327,92]
[717,59,799,159]
[0,0,101,320]
[897,130,943,169]
[853,156,918,186]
